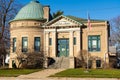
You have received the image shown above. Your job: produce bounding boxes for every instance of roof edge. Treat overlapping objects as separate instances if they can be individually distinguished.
[9,18,47,23]
[44,15,83,26]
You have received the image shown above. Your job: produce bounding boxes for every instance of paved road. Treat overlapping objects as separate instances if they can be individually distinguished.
[0,69,120,80]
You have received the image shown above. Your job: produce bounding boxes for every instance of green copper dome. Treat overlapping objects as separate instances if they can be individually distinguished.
[12,0,44,21]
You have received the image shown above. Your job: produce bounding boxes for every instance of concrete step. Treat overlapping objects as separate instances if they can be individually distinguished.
[48,57,70,69]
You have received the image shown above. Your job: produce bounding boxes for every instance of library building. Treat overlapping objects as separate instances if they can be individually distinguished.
[9,0,112,69]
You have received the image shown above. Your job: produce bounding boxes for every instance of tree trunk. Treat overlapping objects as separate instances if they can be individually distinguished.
[2,55,5,67]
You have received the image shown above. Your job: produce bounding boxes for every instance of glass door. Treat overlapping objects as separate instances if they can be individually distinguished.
[57,39,69,57]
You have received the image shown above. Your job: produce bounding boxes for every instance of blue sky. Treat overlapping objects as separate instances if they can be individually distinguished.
[18,0,120,21]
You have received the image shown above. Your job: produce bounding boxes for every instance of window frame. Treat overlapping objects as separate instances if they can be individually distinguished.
[88,35,100,52]
[96,60,101,68]
[22,37,28,53]
[13,38,16,52]
[49,38,52,46]
[73,37,76,45]
[34,37,40,52]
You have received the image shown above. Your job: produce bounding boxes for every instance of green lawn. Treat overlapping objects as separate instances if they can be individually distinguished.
[51,68,120,78]
[0,69,41,77]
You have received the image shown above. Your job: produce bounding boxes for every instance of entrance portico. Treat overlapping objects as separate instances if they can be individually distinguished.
[44,15,82,68]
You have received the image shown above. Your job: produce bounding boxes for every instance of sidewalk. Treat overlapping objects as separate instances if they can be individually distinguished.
[18,69,65,79]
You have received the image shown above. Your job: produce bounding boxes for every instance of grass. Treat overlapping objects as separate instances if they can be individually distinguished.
[0,68,42,77]
[51,68,120,78]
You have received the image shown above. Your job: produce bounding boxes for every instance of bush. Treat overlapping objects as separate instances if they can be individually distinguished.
[20,52,45,69]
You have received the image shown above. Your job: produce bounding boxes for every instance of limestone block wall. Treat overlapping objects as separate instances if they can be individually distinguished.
[9,20,44,68]
[10,20,44,28]
[82,21,109,68]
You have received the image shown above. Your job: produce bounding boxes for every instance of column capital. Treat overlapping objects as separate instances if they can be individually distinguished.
[45,32,50,34]
[70,31,74,33]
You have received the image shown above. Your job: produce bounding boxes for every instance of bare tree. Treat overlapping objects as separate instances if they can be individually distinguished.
[76,50,107,69]
[22,52,45,69]
[75,50,91,68]
[13,47,45,69]
[0,0,21,67]
[16,51,45,69]
[110,16,120,46]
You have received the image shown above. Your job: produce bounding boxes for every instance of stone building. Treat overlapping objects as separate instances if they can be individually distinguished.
[9,0,111,68]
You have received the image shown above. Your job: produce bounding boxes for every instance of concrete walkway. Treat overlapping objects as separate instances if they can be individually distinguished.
[0,69,120,80]
[18,69,65,79]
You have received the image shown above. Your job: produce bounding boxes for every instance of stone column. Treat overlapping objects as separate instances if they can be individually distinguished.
[69,31,73,57]
[44,32,49,68]
[76,31,81,57]
[52,30,56,57]
[69,31,74,68]
[45,32,49,57]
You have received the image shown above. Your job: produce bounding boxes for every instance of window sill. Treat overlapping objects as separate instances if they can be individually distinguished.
[89,51,101,53]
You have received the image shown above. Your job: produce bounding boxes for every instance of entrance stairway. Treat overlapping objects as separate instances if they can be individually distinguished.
[48,57,70,69]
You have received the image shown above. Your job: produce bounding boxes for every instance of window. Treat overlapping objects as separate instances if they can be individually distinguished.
[73,37,76,45]
[34,37,40,52]
[88,35,100,52]
[96,60,101,68]
[22,37,28,52]
[49,38,52,45]
[88,60,92,68]
[13,38,16,52]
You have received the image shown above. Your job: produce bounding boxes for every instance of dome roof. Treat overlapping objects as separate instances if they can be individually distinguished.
[12,0,44,21]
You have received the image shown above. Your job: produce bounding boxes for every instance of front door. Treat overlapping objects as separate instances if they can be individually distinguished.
[57,39,69,57]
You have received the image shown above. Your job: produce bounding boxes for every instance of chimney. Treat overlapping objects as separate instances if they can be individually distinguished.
[43,5,50,22]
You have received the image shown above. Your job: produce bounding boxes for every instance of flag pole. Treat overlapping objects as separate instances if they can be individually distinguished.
[84,12,90,73]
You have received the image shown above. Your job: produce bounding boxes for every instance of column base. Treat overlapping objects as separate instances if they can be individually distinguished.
[69,57,75,68]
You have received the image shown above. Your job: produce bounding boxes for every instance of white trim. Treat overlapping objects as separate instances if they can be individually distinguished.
[44,28,81,32]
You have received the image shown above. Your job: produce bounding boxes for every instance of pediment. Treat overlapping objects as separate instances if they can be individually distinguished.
[51,18,77,26]
[44,15,82,27]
